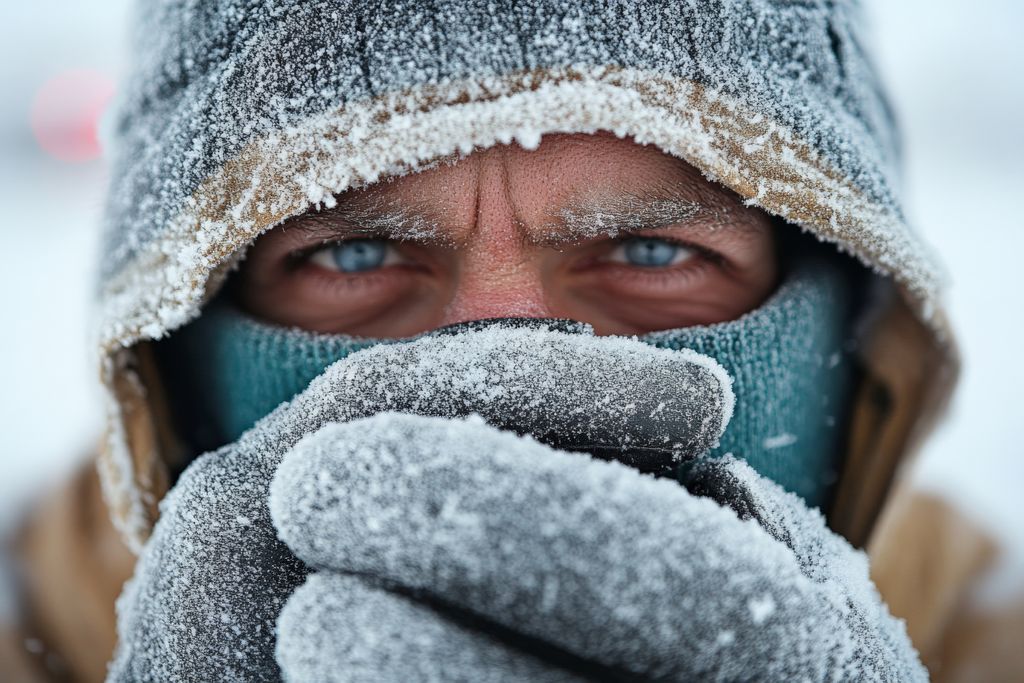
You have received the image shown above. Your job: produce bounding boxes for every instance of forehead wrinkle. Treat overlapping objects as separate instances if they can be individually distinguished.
[291,175,762,249]
[491,148,537,251]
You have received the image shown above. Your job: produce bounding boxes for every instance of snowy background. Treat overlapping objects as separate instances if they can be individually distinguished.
[1,0,1021,620]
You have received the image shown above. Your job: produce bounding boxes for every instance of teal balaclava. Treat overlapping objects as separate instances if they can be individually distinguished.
[159,242,858,511]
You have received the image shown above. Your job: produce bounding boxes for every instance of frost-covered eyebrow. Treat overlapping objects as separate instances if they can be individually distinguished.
[532,191,744,247]
[539,196,701,245]
[293,185,751,246]
[294,198,447,243]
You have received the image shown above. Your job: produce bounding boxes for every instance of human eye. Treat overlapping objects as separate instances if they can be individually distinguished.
[307,239,402,273]
[607,237,696,268]
[237,223,446,337]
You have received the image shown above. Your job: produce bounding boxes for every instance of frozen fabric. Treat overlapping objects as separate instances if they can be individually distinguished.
[109,336,923,680]
[276,573,589,682]
[100,0,922,304]
[109,325,734,680]
[161,251,854,508]
[273,414,925,682]
[110,325,921,679]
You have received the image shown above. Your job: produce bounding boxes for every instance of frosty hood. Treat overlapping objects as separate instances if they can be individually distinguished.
[97,0,957,551]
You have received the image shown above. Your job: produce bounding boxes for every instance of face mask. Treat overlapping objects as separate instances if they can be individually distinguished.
[158,250,856,510]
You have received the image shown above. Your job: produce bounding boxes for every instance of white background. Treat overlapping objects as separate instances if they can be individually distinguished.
[1,1,1022,618]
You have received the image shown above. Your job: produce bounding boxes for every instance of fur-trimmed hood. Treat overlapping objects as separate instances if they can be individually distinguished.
[97,0,956,552]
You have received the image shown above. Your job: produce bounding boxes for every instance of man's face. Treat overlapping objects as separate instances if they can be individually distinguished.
[237,132,778,337]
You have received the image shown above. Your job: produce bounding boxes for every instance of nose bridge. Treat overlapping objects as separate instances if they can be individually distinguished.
[439,151,553,326]
[441,260,551,325]
[438,154,552,325]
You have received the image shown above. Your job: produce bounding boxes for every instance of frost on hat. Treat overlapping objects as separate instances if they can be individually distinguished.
[99,0,940,350]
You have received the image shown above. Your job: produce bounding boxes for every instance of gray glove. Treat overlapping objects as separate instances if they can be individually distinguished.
[271,413,927,682]
[108,324,730,681]
[110,321,924,681]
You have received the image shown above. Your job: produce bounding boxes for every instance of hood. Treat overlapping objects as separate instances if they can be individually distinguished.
[97,0,957,553]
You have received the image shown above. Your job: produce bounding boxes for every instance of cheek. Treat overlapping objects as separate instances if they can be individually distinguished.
[559,280,738,334]
[556,241,778,335]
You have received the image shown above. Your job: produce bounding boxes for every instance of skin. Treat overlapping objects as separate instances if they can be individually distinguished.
[236,132,778,338]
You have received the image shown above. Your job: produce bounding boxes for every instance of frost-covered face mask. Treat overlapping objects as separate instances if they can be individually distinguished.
[159,249,856,509]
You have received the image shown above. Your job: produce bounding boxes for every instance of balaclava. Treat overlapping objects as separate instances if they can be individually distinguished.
[158,235,859,510]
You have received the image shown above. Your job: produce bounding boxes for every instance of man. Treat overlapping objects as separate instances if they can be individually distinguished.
[9,0,1009,680]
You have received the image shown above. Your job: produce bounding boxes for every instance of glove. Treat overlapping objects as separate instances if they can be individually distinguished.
[108,323,730,681]
[271,413,927,682]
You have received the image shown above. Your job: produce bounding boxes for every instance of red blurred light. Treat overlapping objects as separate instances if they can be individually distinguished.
[30,68,116,163]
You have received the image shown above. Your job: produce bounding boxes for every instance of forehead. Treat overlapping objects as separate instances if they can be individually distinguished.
[287,132,765,249]
[351,132,742,222]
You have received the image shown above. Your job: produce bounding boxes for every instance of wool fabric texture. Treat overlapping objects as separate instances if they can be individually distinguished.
[161,254,854,509]
[647,258,856,507]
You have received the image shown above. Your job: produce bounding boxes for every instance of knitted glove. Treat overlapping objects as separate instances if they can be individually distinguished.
[271,413,927,682]
[108,324,729,682]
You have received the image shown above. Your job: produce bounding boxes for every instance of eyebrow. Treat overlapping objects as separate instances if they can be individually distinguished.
[531,184,749,246]
[296,197,448,244]
[293,184,748,246]
[538,196,703,246]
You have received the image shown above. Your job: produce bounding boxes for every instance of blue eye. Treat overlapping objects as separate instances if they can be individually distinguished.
[617,238,691,267]
[311,239,392,273]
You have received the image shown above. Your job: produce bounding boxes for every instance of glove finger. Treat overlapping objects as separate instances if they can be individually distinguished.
[242,323,733,474]
[277,573,588,683]
[679,455,850,582]
[272,412,842,681]
[679,455,929,679]
[110,446,306,682]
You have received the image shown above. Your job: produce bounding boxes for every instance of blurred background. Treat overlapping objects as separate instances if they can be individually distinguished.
[1,0,1021,632]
